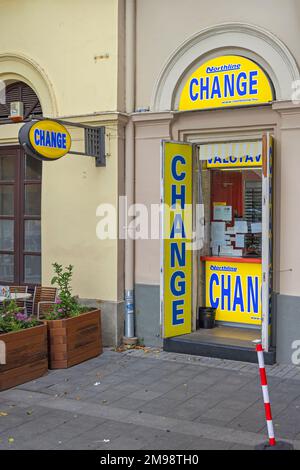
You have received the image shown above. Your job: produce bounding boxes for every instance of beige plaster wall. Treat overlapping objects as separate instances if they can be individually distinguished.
[136,0,300,109]
[0,0,125,304]
[0,0,121,116]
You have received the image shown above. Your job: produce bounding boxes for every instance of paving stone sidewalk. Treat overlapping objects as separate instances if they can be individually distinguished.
[0,348,300,450]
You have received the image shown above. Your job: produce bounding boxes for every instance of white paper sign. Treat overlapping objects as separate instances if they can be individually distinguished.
[235,234,245,248]
[212,246,219,256]
[226,226,235,235]
[251,222,262,234]
[234,220,248,234]
[213,205,232,222]
[211,221,226,244]
[219,246,233,256]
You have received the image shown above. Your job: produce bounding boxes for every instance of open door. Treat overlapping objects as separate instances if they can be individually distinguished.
[160,141,194,338]
[261,133,274,351]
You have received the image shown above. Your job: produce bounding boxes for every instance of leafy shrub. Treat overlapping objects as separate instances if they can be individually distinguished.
[45,263,89,320]
[0,300,39,334]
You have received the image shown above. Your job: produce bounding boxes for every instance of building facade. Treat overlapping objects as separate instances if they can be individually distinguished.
[1,1,300,365]
[133,0,300,364]
[0,0,126,346]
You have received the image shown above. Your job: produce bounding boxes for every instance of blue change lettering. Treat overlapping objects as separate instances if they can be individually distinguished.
[209,273,219,309]
[172,299,184,325]
[171,184,186,209]
[171,155,186,181]
[170,214,186,239]
[221,274,231,310]
[247,276,259,314]
[170,242,186,268]
[232,276,244,312]
[34,129,67,149]
[170,271,186,296]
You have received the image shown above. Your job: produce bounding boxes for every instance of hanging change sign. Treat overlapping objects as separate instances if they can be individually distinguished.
[19,119,71,161]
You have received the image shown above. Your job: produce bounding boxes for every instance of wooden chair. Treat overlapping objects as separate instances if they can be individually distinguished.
[10,285,28,312]
[31,286,57,319]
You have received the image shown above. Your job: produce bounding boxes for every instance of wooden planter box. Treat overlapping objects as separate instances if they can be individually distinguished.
[46,309,102,369]
[0,324,48,391]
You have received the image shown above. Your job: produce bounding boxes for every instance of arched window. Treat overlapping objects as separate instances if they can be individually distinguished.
[0,81,42,286]
[0,81,42,121]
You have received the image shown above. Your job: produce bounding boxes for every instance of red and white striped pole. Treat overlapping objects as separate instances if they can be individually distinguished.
[255,341,276,447]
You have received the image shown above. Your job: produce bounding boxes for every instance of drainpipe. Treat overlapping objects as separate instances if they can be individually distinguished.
[124,0,137,343]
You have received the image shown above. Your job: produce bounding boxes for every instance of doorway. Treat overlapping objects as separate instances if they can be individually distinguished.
[162,136,275,363]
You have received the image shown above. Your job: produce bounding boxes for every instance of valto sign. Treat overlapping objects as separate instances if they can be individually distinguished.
[19,119,71,161]
[179,55,274,111]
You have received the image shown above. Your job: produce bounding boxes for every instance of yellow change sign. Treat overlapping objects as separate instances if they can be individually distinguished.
[179,55,274,111]
[29,120,71,160]
[162,142,193,338]
[19,119,72,162]
[205,259,262,326]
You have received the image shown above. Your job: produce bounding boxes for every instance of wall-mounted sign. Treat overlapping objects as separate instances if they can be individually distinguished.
[179,55,274,111]
[161,141,193,338]
[204,259,262,326]
[200,140,263,168]
[19,119,71,161]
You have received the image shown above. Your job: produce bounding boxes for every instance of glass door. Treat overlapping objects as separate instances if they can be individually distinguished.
[0,148,16,284]
[0,147,42,286]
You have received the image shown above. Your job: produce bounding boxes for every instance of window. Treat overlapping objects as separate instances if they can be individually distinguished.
[0,81,42,286]
[0,81,42,122]
[0,147,42,286]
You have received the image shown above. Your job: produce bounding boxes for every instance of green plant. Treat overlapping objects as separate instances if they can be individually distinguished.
[0,300,39,334]
[46,263,87,320]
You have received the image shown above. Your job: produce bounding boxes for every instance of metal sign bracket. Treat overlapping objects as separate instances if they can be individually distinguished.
[28,116,107,167]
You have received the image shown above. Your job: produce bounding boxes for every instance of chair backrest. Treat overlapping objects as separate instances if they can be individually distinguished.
[32,286,57,316]
[9,285,28,308]
[10,286,28,294]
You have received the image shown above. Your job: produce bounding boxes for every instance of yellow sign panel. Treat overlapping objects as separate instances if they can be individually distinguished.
[179,55,273,111]
[29,120,71,160]
[200,140,263,168]
[205,260,262,326]
[162,142,193,338]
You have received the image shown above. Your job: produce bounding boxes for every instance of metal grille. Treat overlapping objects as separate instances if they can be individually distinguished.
[85,126,106,166]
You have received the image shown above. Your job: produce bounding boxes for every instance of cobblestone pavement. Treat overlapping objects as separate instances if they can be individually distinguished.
[0,348,300,450]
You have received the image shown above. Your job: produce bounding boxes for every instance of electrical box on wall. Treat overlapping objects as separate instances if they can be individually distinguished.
[9,102,24,122]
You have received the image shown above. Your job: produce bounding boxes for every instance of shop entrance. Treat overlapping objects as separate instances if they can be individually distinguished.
[161,135,275,364]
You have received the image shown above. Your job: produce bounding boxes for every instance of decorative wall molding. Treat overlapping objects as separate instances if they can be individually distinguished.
[151,23,300,112]
[0,52,58,117]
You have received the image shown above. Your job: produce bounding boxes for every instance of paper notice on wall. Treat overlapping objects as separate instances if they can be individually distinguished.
[234,220,248,234]
[235,234,245,248]
[212,246,219,256]
[213,205,232,222]
[219,246,235,257]
[232,249,243,257]
[226,226,236,235]
[211,221,226,244]
[251,222,262,234]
